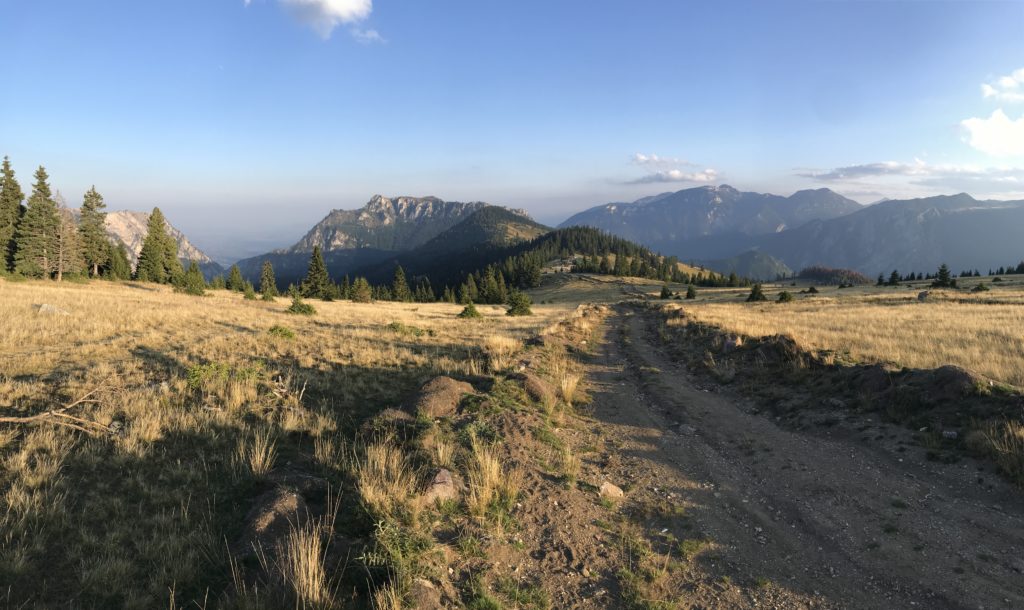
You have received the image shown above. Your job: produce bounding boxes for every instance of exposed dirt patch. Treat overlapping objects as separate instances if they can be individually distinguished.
[413,376,477,418]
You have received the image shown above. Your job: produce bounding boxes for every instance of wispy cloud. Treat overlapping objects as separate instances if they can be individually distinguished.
[799,159,1024,196]
[961,109,1024,157]
[981,68,1024,104]
[627,153,716,184]
[351,28,385,44]
[247,0,374,39]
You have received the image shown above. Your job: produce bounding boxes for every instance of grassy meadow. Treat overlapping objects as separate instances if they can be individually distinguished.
[0,278,569,608]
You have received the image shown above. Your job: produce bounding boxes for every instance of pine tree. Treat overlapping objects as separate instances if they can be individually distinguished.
[259,260,279,298]
[933,263,953,288]
[243,281,257,300]
[876,273,885,286]
[300,246,331,299]
[351,277,372,303]
[210,275,226,290]
[685,285,697,300]
[888,270,900,286]
[391,265,411,302]
[136,208,172,283]
[53,193,83,281]
[226,264,245,291]
[660,284,673,299]
[179,260,206,295]
[458,301,482,318]
[0,156,25,272]
[162,227,184,286]
[106,243,132,280]
[13,166,60,278]
[79,186,108,277]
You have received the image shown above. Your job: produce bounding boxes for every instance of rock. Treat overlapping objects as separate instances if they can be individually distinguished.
[409,578,443,609]
[233,487,308,558]
[723,336,744,351]
[826,398,847,409]
[754,335,802,365]
[599,482,624,499]
[918,291,930,302]
[521,372,556,407]
[423,468,460,504]
[413,377,475,418]
[942,430,958,440]
[33,303,69,316]
[108,420,126,437]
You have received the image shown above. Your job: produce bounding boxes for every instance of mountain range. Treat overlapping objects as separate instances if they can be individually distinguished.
[151,185,1024,287]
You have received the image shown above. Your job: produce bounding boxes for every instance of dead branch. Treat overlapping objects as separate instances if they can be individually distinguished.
[0,386,112,435]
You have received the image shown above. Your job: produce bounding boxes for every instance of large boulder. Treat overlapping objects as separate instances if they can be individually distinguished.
[520,372,556,407]
[413,377,475,418]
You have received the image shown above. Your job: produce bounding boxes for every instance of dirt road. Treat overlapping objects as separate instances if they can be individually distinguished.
[567,305,1024,609]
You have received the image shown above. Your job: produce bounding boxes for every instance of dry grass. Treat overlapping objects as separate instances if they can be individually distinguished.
[484,334,522,373]
[353,440,417,521]
[0,278,562,607]
[971,420,1024,484]
[678,289,1024,387]
[467,437,522,523]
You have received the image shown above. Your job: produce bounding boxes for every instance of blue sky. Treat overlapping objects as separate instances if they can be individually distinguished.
[2,0,1023,262]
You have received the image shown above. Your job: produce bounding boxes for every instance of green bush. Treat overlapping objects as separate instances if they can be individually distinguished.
[458,302,482,319]
[268,325,295,339]
[685,285,697,300]
[286,294,316,316]
[746,284,767,302]
[506,291,533,316]
[972,283,990,293]
[777,290,794,303]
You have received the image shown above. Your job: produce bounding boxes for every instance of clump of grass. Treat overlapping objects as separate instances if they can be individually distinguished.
[484,335,521,373]
[278,517,336,609]
[431,437,456,469]
[269,324,295,339]
[559,446,581,484]
[352,440,416,521]
[970,420,1024,485]
[239,428,277,478]
[559,372,581,406]
[386,321,432,337]
[467,438,521,525]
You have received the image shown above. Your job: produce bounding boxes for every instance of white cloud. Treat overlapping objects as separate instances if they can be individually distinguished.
[799,159,1024,197]
[628,168,719,185]
[631,153,695,169]
[248,0,374,39]
[961,109,1024,157]
[981,68,1024,104]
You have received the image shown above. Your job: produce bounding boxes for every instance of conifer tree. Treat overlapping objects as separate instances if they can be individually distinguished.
[226,264,245,291]
[0,156,24,272]
[179,260,206,295]
[259,260,278,298]
[685,285,697,300]
[106,243,132,280]
[210,275,226,290]
[391,264,411,302]
[888,270,900,286]
[162,227,184,286]
[14,166,60,278]
[300,246,331,299]
[243,281,257,300]
[458,301,482,318]
[351,276,372,303]
[79,186,108,277]
[660,284,673,299]
[53,193,83,281]
[506,290,533,316]
[136,208,172,283]
[933,263,954,288]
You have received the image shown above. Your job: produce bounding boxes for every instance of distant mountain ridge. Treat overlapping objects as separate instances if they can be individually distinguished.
[559,185,862,243]
[237,196,537,287]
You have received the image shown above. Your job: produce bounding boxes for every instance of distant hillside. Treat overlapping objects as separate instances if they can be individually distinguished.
[560,185,862,247]
[750,194,1024,275]
[702,250,792,281]
[72,209,223,279]
[237,197,535,288]
[355,206,550,284]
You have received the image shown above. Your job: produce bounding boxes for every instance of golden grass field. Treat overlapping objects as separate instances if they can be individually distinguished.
[676,281,1024,387]
[0,278,570,609]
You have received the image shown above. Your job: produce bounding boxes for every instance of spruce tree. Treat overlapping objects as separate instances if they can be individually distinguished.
[210,275,226,290]
[888,270,900,286]
[933,264,953,288]
[179,260,206,295]
[227,264,245,291]
[660,284,673,299]
[162,226,184,286]
[13,166,60,278]
[351,276,372,303]
[136,208,172,283]
[106,243,132,280]
[506,290,533,316]
[300,246,331,299]
[685,285,697,300]
[0,156,24,272]
[79,186,108,277]
[391,265,412,302]
[259,260,279,297]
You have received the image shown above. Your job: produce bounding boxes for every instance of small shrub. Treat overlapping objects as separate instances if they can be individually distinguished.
[972,283,990,293]
[243,282,257,300]
[807,285,819,294]
[458,302,482,318]
[269,325,296,340]
[685,285,697,300]
[286,294,316,316]
[506,291,533,316]
[746,284,767,302]
[386,321,431,337]
[659,285,672,299]
[777,291,794,303]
